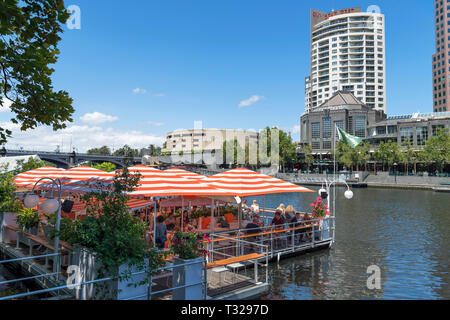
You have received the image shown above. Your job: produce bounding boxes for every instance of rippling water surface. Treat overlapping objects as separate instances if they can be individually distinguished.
[246,187,449,300]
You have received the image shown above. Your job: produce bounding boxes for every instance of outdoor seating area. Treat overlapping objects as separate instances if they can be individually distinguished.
[0,165,326,300]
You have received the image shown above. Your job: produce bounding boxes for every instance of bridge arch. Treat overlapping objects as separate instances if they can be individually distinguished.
[38,156,71,169]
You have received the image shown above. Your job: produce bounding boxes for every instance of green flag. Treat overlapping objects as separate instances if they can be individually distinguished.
[337,127,363,148]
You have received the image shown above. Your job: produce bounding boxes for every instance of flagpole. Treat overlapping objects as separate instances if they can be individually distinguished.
[333,126,337,244]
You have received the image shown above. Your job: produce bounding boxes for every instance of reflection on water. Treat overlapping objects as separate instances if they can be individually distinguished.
[247,187,450,300]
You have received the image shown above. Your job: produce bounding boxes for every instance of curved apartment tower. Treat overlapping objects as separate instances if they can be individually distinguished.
[306,7,386,113]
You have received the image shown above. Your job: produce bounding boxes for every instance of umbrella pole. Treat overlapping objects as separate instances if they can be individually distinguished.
[181,196,184,232]
[153,202,156,247]
[210,199,214,235]
[238,201,241,230]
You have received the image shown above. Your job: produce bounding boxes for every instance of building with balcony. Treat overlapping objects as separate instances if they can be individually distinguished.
[306,7,386,113]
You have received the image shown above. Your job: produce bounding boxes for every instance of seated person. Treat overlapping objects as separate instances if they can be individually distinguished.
[285,205,296,221]
[245,215,261,234]
[251,200,260,214]
[302,212,313,240]
[291,211,303,243]
[271,210,285,230]
[165,212,177,231]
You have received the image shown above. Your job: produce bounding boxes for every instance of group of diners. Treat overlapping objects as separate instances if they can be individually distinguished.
[242,201,316,249]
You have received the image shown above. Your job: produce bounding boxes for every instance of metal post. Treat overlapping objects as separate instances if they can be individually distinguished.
[153,203,156,247]
[53,181,62,275]
[254,260,258,283]
[203,259,208,300]
[312,222,315,248]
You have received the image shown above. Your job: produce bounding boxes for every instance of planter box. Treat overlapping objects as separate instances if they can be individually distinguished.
[172,257,203,300]
[74,246,149,300]
[321,218,330,241]
[18,227,39,247]
[0,212,18,243]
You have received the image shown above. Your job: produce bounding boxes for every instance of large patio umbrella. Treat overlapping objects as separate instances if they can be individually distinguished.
[202,168,314,196]
[164,168,206,180]
[202,168,314,228]
[14,167,67,188]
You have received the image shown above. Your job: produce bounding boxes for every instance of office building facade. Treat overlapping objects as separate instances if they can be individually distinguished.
[433,0,450,112]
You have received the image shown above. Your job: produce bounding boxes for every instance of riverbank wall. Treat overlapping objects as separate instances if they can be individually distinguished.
[275,172,450,191]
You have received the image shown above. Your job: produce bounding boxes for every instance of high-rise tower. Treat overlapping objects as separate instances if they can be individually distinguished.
[305,7,386,113]
[433,0,449,112]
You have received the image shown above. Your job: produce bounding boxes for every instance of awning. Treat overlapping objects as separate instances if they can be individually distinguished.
[202,168,314,197]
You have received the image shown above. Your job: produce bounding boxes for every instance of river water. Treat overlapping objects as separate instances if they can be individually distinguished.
[245,187,449,300]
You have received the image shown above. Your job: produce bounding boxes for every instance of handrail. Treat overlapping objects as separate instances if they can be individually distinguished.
[206,222,321,243]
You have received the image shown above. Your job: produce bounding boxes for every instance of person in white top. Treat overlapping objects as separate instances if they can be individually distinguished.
[251,200,260,213]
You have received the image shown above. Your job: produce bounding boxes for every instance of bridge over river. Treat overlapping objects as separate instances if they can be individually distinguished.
[1,149,142,169]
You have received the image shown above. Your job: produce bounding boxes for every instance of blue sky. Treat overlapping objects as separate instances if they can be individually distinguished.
[0,0,435,151]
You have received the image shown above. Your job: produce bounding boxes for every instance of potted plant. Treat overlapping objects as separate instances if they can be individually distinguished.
[0,171,23,243]
[54,168,166,300]
[309,197,331,240]
[170,231,208,300]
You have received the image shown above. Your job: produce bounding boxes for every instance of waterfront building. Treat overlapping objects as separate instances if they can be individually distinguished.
[300,91,385,154]
[366,111,450,146]
[433,0,450,113]
[300,92,450,155]
[162,128,259,154]
[306,7,386,113]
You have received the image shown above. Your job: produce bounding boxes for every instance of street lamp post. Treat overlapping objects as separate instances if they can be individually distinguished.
[23,178,62,274]
[394,163,398,184]
[319,179,353,245]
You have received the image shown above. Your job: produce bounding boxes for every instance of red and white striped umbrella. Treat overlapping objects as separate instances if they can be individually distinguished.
[164,168,206,180]
[123,165,230,197]
[202,168,314,196]
[62,166,115,181]
[14,167,67,188]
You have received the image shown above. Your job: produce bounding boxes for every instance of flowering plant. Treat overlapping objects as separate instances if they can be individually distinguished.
[309,197,330,219]
[171,231,209,260]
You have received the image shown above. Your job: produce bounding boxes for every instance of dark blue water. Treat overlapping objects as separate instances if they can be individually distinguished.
[245,187,450,300]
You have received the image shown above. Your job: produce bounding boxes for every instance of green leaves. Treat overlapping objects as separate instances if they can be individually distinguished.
[420,128,450,172]
[0,0,73,145]
[0,171,22,213]
[53,167,164,280]
[16,207,39,230]
[91,162,117,172]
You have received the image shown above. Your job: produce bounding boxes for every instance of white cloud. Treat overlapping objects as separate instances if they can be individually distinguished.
[80,112,119,125]
[147,121,165,127]
[291,125,300,134]
[133,88,147,95]
[238,95,265,108]
[1,121,165,152]
[0,98,13,113]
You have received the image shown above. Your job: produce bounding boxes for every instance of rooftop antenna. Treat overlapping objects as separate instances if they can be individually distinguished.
[331,0,335,11]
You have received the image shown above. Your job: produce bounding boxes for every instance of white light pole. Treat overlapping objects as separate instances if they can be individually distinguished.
[23,177,62,274]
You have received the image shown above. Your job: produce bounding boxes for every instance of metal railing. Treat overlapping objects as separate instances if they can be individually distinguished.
[207,234,269,286]
[0,254,208,300]
[209,215,333,261]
